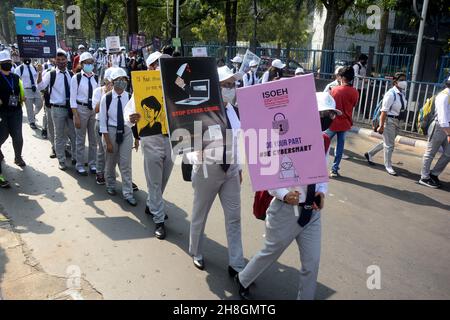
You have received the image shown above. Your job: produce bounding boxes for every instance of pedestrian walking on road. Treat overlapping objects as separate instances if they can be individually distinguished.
[364,72,407,176]
[419,76,450,188]
[262,59,285,83]
[243,60,259,87]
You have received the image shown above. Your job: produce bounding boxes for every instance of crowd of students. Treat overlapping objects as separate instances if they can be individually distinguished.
[0,45,448,300]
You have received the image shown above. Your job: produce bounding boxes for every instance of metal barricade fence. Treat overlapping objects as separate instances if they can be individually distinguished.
[352,76,444,133]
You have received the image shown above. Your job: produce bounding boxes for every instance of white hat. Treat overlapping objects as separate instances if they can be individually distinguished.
[0,50,12,62]
[315,92,342,115]
[104,68,114,81]
[56,48,68,57]
[88,47,94,52]
[249,60,258,67]
[110,67,128,80]
[272,59,286,69]
[217,66,238,82]
[231,55,242,64]
[146,51,162,66]
[295,67,305,75]
[120,46,126,51]
[78,44,85,50]
[79,52,94,63]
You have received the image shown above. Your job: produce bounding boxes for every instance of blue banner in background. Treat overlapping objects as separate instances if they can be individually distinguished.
[14,7,57,58]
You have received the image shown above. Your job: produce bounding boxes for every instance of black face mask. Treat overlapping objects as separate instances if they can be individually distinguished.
[321,117,333,132]
[0,62,13,72]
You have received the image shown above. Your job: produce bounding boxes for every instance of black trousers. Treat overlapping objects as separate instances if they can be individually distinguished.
[0,110,24,163]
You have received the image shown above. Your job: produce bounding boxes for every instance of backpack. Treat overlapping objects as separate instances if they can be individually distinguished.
[252,133,331,220]
[417,89,447,135]
[42,69,74,107]
[76,73,98,89]
[19,64,37,77]
[371,89,396,131]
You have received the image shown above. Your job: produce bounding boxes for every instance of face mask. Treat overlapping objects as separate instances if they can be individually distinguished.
[83,64,94,73]
[397,81,407,90]
[321,117,333,132]
[221,87,236,104]
[114,80,128,91]
[0,62,13,72]
[24,59,31,65]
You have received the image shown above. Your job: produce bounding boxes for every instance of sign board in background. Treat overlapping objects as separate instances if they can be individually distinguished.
[14,7,57,58]
[239,49,261,75]
[192,47,208,57]
[131,70,168,136]
[236,74,329,192]
[106,36,121,54]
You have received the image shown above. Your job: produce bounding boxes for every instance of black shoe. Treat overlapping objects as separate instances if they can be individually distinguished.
[155,223,166,240]
[430,174,442,187]
[193,257,205,270]
[235,274,250,300]
[49,148,57,159]
[228,266,239,277]
[41,129,48,139]
[419,178,439,189]
[14,157,26,167]
[145,206,168,220]
[364,152,375,166]
[58,162,67,171]
[30,123,37,130]
[65,149,72,158]
[132,182,139,192]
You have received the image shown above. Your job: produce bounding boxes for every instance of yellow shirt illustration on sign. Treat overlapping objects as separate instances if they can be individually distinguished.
[131,70,168,135]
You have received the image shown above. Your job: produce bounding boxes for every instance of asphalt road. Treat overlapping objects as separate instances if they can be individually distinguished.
[0,116,449,300]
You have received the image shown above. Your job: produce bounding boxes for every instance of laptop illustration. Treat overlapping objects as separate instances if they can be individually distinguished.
[176,79,210,106]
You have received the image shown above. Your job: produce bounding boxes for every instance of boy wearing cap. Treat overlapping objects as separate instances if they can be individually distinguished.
[235,92,338,300]
[0,50,26,174]
[37,49,76,170]
[243,60,259,87]
[70,52,99,176]
[72,45,85,73]
[99,68,139,206]
[262,59,286,84]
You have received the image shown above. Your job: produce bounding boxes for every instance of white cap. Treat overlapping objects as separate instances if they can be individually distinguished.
[88,47,94,51]
[104,68,114,81]
[335,66,344,75]
[110,67,128,80]
[295,67,305,75]
[146,51,162,66]
[315,92,342,115]
[120,46,126,51]
[79,52,94,63]
[249,60,258,67]
[0,50,12,62]
[56,48,68,57]
[231,55,242,64]
[272,59,286,69]
[78,44,85,50]
[217,66,238,82]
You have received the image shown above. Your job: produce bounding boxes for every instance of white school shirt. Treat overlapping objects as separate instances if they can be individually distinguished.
[70,70,99,109]
[37,67,72,106]
[243,71,259,87]
[99,89,131,133]
[15,64,38,88]
[435,88,450,128]
[261,71,270,84]
[381,86,407,116]
[92,86,108,120]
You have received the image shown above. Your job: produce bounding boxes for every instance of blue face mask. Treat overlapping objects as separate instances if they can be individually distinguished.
[83,64,94,73]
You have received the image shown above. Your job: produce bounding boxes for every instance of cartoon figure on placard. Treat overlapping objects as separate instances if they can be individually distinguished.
[279,155,299,180]
[139,96,168,136]
[174,63,211,106]
[32,22,46,37]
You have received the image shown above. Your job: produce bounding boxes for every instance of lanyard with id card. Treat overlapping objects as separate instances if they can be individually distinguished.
[1,73,19,107]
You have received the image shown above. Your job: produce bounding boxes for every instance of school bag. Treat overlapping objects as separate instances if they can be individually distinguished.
[371,89,396,131]
[417,89,447,135]
[252,133,331,220]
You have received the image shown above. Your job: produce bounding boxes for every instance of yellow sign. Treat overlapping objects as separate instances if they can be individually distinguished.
[131,70,168,135]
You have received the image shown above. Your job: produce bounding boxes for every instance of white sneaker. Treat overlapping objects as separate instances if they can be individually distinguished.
[385,167,397,176]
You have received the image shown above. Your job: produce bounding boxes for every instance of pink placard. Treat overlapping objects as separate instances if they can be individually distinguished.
[236,74,329,192]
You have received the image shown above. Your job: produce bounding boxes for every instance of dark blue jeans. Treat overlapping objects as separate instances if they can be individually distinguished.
[0,110,24,161]
[325,129,347,173]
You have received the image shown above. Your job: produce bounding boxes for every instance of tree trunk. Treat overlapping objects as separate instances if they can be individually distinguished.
[0,1,12,44]
[320,8,339,75]
[376,8,390,73]
[225,0,238,59]
[127,0,139,37]
[94,0,108,43]
[171,0,177,39]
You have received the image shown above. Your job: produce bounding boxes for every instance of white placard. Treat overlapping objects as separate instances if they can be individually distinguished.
[192,47,208,57]
[106,36,121,54]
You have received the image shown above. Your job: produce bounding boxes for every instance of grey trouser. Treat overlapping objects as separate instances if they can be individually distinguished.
[104,126,133,199]
[24,88,43,124]
[190,163,245,271]
[368,117,399,168]
[239,199,321,300]
[75,105,97,169]
[95,120,105,174]
[45,106,54,148]
[51,106,76,163]
[141,134,174,224]
[421,121,450,179]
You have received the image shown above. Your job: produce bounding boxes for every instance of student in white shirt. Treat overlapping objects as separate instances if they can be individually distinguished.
[99,68,140,206]
[70,52,99,176]
[15,58,43,129]
[242,60,259,87]
[419,76,450,188]
[261,59,285,84]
